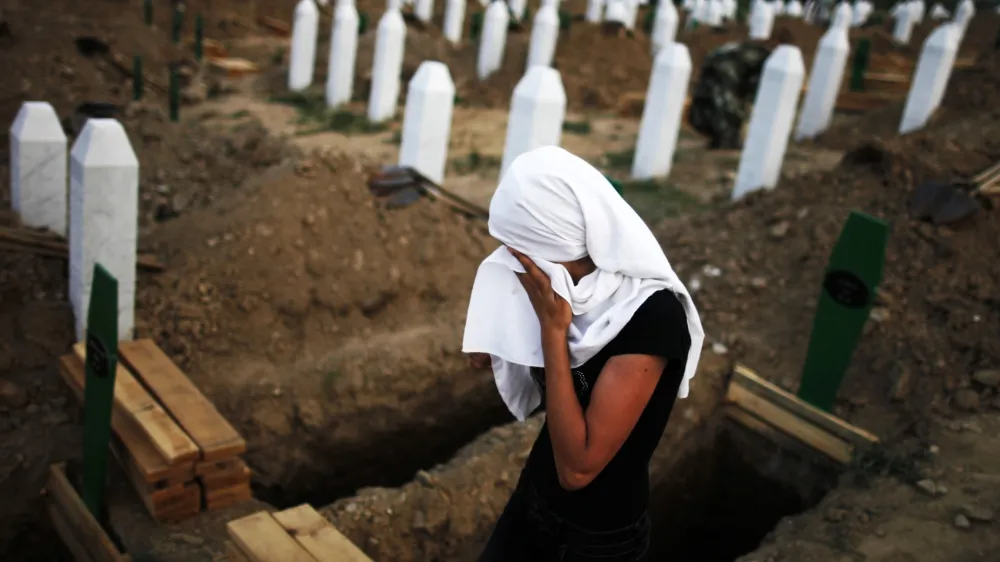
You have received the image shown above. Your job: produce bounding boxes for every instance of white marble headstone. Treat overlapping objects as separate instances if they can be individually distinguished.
[288,0,320,91]
[326,0,360,108]
[795,25,849,140]
[509,0,527,20]
[501,67,567,176]
[733,45,805,200]
[10,102,68,237]
[899,23,959,133]
[415,0,435,22]
[586,0,605,22]
[69,119,139,341]
[749,0,774,39]
[444,0,467,43]
[527,0,560,67]
[368,1,407,122]
[632,43,693,180]
[651,1,679,54]
[477,1,510,79]
[399,62,456,184]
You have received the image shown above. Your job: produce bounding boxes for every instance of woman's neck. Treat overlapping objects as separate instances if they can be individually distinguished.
[562,256,597,285]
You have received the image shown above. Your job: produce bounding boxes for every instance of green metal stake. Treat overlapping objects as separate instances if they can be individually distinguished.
[195,14,204,61]
[172,5,184,44]
[604,175,623,196]
[169,68,180,122]
[797,211,888,412]
[144,0,153,26]
[850,38,871,92]
[133,56,144,101]
[81,264,119,518]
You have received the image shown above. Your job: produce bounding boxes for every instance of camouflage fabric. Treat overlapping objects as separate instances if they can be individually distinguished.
[688,42,772,149]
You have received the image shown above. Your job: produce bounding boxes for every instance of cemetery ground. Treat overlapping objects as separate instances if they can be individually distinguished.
[1,1,1000,561]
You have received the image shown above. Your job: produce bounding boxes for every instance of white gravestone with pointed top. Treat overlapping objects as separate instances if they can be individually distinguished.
[326,0,360,107]
[733,45,805,200]
[795,24,849,140]
[368,0,407,122]
[528,0,560,67]
[288,0,320,91]
[910,0,925,23]
[586,0,605,22]
[501,67,567,176]
[606,0,629,24]
[632,43,693,180]
[478,1,510,79]
[399,62,456,185]
[651,1,679,54]
[69,119,139,341]
[749,1,774,39]
[444,0,467,43]
[723,0,738,19]
[786,0,803,17]
[509,0,527,20]
[415,0,435,22]
[774,0,786,16]
[953,0,973,36]
[625,0,641,29]
[893,3,915,44]
[832,1,853,27]
[10,102,67,237]
[899,23,959,133]
[930,3,949,18]
[704,0,724,25]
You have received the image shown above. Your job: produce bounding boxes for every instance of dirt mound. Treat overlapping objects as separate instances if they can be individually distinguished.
[135,150,490,370]
[654,102,1000,441]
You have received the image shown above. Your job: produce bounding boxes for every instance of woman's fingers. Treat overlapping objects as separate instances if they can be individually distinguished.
[508,248,551,289]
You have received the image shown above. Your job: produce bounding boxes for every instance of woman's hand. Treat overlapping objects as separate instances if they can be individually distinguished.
[508,247,572,336]
[467,353,491,369]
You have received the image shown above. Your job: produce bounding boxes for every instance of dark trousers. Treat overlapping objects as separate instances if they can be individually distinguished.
[479,481,651,562]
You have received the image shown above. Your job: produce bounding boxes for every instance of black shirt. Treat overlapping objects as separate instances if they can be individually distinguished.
[521,289,691,531]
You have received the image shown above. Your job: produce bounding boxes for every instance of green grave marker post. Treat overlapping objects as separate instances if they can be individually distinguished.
[195,14,204,61]
[172,5,184,44]
[81,264,120,518]
[797,211,889,412]
[850,38,871,92]
[133,56,144,101]
[144,0,153,26]
[169,68,180,122]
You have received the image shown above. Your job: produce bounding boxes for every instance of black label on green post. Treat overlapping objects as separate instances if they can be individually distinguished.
[85,334,110,378]
[822,270,870,309]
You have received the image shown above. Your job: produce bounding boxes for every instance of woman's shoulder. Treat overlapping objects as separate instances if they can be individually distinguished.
[627,288,688,329]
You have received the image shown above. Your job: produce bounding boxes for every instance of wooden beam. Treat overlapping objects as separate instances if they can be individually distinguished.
[732,364,879,448]
[272,504,372,562]
[726,383,854,464]
[59,355,196,484]
[227,511,317,562]
[72,343,200,465]
[46,463,132,562]
[118,340,245,462]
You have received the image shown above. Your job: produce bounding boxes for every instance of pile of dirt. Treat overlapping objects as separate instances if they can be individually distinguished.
[653,89,1000,442]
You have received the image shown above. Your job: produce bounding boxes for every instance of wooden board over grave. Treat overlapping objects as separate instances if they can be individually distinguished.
[226,505,372,562]
[725,364,879,465]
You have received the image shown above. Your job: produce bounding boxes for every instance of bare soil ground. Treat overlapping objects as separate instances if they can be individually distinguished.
[1,1,999,561]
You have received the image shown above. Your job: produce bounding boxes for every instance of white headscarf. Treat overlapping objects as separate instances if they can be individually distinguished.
[462,146,705,421]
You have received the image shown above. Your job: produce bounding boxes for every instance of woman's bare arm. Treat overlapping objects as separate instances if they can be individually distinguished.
[542,330,666,491]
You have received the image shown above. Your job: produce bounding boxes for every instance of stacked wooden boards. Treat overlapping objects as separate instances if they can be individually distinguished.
[225,504,372,562]
[58,339,250,522]
[724,364,879,465]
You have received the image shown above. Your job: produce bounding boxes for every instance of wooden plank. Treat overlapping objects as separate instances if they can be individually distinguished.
[119,340,245,462]
[201,461,252,491]
[73,343,200,465]
[272,504,372,562]
[226,511,318,562]
[726,384,854,464]
[206,484,253,511]
[48,501,98,562]
[46,464,132,562]
[732,364,879,448]
[197,457,245,477]
[0,227,165,272]
[226,541,253,562]
[59,355,195,484]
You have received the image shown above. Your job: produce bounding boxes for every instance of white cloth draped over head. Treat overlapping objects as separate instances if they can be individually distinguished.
[461,146,705,421]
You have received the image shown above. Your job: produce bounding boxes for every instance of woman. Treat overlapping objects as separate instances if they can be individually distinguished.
[463,146,704,561]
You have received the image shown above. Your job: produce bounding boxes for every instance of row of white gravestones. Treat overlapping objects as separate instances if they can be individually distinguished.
[397,61,567,184]
[9,105,138,341]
